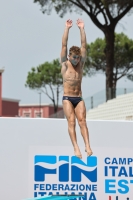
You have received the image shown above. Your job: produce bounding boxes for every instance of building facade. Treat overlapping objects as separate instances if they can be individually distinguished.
[19,104,64,118]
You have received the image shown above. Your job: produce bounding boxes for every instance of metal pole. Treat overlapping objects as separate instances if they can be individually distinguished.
[91,96,93,109]
[39,92,41,117]
[40,92,41,117]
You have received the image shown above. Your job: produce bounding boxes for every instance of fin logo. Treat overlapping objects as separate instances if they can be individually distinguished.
[34,155,97,183]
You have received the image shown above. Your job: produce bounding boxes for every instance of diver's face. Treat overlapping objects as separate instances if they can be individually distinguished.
[69,53,80,66]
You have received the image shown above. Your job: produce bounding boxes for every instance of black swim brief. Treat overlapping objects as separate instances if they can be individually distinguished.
[62,96,83,108]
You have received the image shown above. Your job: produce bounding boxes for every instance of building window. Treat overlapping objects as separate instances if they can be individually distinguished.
[35,113,41,118]
[24,113,30,118]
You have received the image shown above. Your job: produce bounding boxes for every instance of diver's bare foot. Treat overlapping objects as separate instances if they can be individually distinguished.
[74,145,82,159]
[85,146,93,157]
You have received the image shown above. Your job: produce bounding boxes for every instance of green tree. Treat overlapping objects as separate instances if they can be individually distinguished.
[34,0,133,100]
[86,33,133,98]
[25,59,63,113]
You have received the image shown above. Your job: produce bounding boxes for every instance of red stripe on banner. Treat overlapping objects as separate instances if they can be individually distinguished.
[109,196,112,200]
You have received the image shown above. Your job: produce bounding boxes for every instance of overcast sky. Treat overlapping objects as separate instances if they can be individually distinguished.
[0,0,133,105]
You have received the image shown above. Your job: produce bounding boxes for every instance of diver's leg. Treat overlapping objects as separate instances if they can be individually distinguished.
[75,100,93,156]
[63,99,82,159]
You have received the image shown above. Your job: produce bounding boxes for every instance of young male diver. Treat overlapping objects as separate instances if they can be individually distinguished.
[60,19,93,159]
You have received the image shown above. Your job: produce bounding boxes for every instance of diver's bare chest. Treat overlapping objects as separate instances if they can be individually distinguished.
[65,70,79,79]
[65,64,82,79]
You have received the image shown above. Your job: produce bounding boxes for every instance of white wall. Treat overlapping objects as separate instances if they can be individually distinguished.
[0,118,133,200]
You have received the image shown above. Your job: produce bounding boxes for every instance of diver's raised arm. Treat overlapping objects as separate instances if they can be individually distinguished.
[76,19,87,64]
[60,19,73,63]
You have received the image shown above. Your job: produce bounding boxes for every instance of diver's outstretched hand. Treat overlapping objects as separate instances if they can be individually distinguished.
[65,19,73,29]
[76,19,84,29]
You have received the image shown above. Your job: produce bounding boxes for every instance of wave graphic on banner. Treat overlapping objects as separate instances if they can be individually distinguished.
[34,157,97,182]
[35,161,68,169]
[35,161,96,172]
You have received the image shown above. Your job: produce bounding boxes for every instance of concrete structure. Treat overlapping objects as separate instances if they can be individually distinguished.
[0,68,20,117]
[86,92,133,120]
[0,69,4,116]
[19,104,64,118]
[2,98,20,117]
